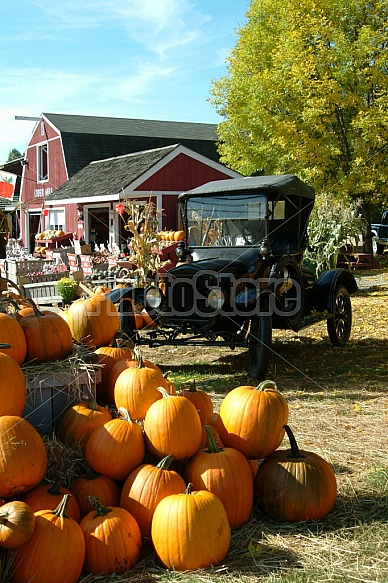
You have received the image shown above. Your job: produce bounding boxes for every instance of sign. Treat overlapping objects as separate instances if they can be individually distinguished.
[0,171,17,199]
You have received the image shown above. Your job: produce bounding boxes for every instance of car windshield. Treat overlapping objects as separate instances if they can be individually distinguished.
[186,193,267,247]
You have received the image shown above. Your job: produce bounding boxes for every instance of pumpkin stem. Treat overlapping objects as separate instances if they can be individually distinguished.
[79,461,99,480]
[184,483,193,495]
[26,297,45,318]
[156,454,175,470]
[52,493,72,518]
[157,387,171,399]
[0,344,12,349]
[117,407,132,422]
[188,379,197,393]
[48,478,65,495]
[87,496,112,517]
[256,380,277,392]
[204,424,223,453]
[284,425,305,459]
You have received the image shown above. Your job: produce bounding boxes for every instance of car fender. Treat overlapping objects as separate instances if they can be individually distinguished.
[106,286,145,305]
[311,269,358,313]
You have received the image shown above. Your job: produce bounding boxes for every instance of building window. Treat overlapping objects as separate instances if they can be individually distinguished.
[37,144,48,182]
[40,121,45,136]
[48,208,65,231]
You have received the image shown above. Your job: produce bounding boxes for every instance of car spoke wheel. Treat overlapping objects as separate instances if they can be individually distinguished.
[248,298,272,380]
[327,285,352,347]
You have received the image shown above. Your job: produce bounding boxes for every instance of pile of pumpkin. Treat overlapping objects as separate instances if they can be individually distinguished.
[159,229,185,242]
[0,290,338,582]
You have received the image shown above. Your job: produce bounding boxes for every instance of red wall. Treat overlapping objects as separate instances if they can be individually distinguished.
[138,153,232,191]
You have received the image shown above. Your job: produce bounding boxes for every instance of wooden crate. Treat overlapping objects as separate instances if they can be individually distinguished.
[23,368,100,435]
[21,271,70,305]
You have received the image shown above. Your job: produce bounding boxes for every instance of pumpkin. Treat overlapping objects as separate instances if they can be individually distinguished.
[19,300,73,364]
[254,424,337,522]
[12,494,85,583]
[56,400,113,449]
[179,379,214,424]
[120,454,186,544]
[113,360,176,420]
[151,484,230,570]
[23,480,81,522]
[0,352,26,416]
[173,230,185,241]
[107,351,161,405]
[0,416,47,498]
[0,500,35,548]
[94,335,134,404]
[141,309,157,327]
[184,425,254,528]
[85,408,145,481]
[0,313,27,365]
[70,464,120,519]
[15,306,34,321]
[218,380,289,459]
[143,388,202,461]
[66,292,119,348]
[80,497,142,574]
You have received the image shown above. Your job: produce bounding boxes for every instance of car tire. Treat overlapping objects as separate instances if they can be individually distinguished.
[372,237,384,255]
[117,297,136,337]
[248,297,272,380]
[327,285,352,347]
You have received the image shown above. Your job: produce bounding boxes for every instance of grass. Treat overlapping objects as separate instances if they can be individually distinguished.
[2,265,387,583]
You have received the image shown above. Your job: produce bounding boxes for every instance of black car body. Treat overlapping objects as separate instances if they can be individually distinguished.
[108,174,358,379]
[371,209,388,254]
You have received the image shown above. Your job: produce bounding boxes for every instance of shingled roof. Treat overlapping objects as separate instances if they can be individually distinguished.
[44,113,220,177]
[45,144,179,202]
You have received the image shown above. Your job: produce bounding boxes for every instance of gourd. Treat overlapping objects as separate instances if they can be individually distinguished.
[151,484,230,571]
[11,495,85,583]
[184,425,254,528]
[0,416,47,498]
[254,425,337,522]
[85,408,145,481]
[80,497,142,575]
[143,388,202,461]
[218,380,289,459]
[119,454,186,544]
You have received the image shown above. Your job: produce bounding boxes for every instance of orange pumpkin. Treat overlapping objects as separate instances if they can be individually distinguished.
[151,484,230,571]
[254,425,337,522]
[94,335,134,404]
[218,380,289,459]
[85,408,145,481]
[66,292,119,348]
[120,454,186,544]
[143,388,202,461]
[70,465,120,519]
[0,416,47,498]
[12,495,85,583]
[19,301,73,364]
[107,352,161,405]
[80,498,142,575]
[0,500,36,548]
[179,379,214,424]
[184,425,254,528]
[173,230,185,241]
[56,400,113,449]
[0,352,26,416]
[113,359,175,420]
[0,313,27,365]
[23,480,81,522]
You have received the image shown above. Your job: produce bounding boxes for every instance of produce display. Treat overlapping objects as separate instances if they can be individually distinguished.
[0,286,338,580]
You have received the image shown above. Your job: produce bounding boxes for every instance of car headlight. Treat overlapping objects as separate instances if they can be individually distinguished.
[144,286,163,309]
[207,287,225,310]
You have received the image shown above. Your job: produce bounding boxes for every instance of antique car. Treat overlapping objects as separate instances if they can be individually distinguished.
[107,174,358,379]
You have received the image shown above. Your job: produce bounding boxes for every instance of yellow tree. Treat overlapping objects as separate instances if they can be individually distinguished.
[210,0,388,251]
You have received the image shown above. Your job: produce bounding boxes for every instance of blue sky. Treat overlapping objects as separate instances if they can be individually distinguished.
[0,0,249,164]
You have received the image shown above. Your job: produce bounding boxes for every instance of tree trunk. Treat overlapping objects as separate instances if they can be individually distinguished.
[360,201,373,255]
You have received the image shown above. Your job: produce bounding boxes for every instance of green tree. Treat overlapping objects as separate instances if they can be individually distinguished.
[210,0,388,252]
[6,149,23,162]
